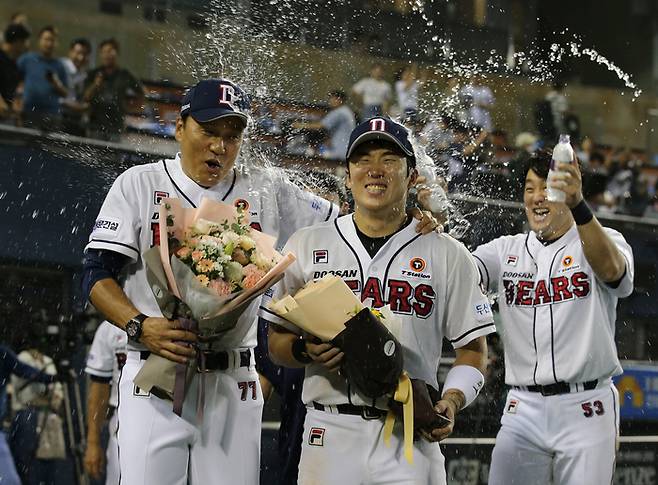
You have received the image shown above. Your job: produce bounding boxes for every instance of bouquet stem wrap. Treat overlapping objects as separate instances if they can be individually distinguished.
[384,373,414,464]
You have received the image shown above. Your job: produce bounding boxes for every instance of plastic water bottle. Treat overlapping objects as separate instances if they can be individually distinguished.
[546,134,575,203]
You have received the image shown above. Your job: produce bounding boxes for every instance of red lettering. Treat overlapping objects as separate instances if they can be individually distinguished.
[345,280,360,293]
[571,272,590,298]
[516,280,534,306]
[551,276,572,302]
[412,284,435,318]
[151,222,160,247]
[503,279,515,305]
[387,280,412,314]
[362,277,385,308]
[249,222,262,231]
[533,280,551,305]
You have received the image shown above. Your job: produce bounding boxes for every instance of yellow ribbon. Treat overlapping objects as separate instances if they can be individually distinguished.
[384,372,414,464]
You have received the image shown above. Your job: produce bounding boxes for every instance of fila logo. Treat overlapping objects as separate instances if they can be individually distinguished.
[313,250,328,264]
[219,84,237,109]
[154,191,169,205]
[309,427,325,446]
[369,118,386,131]
[506,255,518,266]
[507,399,519,414]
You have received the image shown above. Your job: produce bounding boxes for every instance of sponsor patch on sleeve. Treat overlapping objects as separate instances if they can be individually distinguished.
[93,217,121,233]
[473,301,493,322]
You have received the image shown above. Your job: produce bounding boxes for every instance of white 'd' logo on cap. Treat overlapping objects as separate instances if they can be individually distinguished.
[369,118,386,131]
[218,84,237,111]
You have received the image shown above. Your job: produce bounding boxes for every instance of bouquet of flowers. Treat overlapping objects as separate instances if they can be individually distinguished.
[134,197,295,415]
[268,274,415,462]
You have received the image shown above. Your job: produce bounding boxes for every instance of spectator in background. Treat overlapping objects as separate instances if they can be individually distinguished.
[293,90,355,160]
[8,12,29,27]
[351,63,392,120]
[545,81,568,136]
[395,64,419,118]
[9,346,64,485]
[0,344,57,485]
[17,26,68,130]
[84,38,144,141]
[60,38,91,135]
[460,74,495,131]
[0,23,30,120]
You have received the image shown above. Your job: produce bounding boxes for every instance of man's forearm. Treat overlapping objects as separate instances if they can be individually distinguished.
[576,216,626,282]
[89,278,140,330]
[86,381,110,446]
[268,325,306,368]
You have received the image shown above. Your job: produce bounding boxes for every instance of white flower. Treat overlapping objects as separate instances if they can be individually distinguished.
[250,251,274,271]
[238,235,256,251]
[220,231,241,246]
[192,218,218,234]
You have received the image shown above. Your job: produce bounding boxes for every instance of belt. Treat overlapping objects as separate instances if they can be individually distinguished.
[513,379,598,396]
[312,401,387,420]
[139,349,251,372]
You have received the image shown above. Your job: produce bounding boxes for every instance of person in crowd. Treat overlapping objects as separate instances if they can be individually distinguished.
[83,38,144,141]
[352,63,392,120]
[0,23,30,120]
[0,344,57,485]
[545,81,568,135]
[17,25,67,130]
[60,38,91,135]
[395,64,419,118]
[293,90,356,161]
[460,74,495,131]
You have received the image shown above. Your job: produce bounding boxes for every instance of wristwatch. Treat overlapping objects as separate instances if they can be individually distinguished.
[125,313,148,342]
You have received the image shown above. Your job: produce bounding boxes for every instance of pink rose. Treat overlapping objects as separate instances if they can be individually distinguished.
[210,279,232,296]
[242,263,266,289]
[176,247,191,259]
[191,250,204,262]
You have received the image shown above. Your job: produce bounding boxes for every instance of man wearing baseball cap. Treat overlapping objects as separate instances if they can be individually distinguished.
[82,78,345,485]
[265,116,492,485]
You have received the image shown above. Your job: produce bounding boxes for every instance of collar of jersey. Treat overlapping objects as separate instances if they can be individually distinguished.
[168,153,237,205]
[528,223,578,253]
[337,213,418,266]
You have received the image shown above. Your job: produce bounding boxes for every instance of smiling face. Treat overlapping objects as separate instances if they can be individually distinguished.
[175,116,244,187]
[346,141,415,216]
[524,169,572,240]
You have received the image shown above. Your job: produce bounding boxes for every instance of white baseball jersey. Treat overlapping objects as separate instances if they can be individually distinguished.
[472,224,634,386]
[261,214,495,408]
[85,321,127,408]
[85,154,337,352]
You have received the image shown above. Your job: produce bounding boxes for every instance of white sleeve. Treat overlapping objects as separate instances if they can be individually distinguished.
[276,176,338,244]
[599,228,634,298]
[352,79,365,94]
[471,238,503,294]
[258,232,308,335]
[85,323,115,380]
[85,170,141,261]
[443,239,496,349]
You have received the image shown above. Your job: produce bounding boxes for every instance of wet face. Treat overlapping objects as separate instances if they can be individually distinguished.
[69,43,90,69]
[523,169,572,240]
[175,116,244,187]
[38,30,56,57]
[346,142,415,216]
[100,44,118,68]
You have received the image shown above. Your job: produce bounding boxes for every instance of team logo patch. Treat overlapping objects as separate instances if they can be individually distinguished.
[506,255,518,266]
[506,399,519,414]
[133,385,151,397]
[308,427,325,446]
[154,191,169,205]
[562,256,573,267]
[369,118,386,131]
[409,257,426,272]
[234,198,250,211]
[313,250,328,264]
[473,301,493,322]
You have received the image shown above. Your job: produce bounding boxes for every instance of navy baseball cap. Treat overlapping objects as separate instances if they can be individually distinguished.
[180,79,250,126]
[345,117,416,167]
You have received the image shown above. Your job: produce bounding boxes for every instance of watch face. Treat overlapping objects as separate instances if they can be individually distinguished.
[126,321,139,338]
